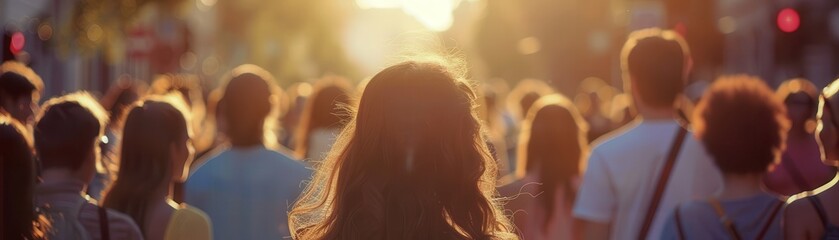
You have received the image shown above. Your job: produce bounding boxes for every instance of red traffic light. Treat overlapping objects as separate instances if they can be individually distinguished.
[777,8,800,33]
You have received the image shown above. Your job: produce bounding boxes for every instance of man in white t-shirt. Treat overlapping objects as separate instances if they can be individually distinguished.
[573,28,723,240]
[185,65,312,240]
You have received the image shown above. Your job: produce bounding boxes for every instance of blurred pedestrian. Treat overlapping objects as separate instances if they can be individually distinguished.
[764,79,836,196]
[499,94,588,239]
[34,92,143,240]
[661,76,787,240]
[573,28,723,240]
[185,64,311,240]
[1,116,46,239]
[295,77,352,162]
[784,78,839,239]
[103,95,211,240]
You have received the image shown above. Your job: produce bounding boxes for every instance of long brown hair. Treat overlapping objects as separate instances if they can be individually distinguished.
[294,77,353,159]
[515,94,588,232]
[1,115,43,239]
[102,95,191,234]
[289,61,515,239]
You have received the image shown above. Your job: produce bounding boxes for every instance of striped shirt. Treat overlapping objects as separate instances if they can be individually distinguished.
[35,179,143,240]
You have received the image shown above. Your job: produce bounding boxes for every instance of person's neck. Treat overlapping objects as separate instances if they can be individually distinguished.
[637,104,676,121]
[150,181,177,208]
[230,124,266,148]
[40,169,88,192]
[719,173,765,200]
[231,138,264,148]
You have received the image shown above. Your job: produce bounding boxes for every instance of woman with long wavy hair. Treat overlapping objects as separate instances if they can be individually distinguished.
[499,94,588,240]
[102,95,211,240]
[289,61,516,239]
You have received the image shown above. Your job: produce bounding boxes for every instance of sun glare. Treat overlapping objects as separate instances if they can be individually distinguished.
[356,0,471,32]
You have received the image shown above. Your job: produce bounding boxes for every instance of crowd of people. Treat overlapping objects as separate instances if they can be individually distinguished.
[2,27,839,240]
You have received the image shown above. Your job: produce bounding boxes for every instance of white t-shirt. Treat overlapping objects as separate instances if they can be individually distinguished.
[573,119,723,240]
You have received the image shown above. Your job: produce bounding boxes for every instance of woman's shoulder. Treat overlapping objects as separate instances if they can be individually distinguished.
[173,204,211,224]
[165,204,212,240]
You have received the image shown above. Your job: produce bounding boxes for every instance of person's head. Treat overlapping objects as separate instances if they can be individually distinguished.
[693,76,789,176]
[149,74,207,139]
[507,79,554,120]
[0,71,37,125]
[102,95,192,234]
[575,77,613,118]
[776,79,818,132]
[516,94,588,232]
[34,92,108,183]
[149,74,200,107]
[290,61,514,239]
[816,79,839,166]
[100,78,145,129]
[621,28,691,110]
[219,64,280,147]
[1,115,38,239]
[295,77,353,159]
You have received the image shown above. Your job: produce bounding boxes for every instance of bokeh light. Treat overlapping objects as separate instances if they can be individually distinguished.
[196,0,217,11]
[355,0,467,31]
[87,24,104,43]
[517,37,541,55]
[777,8,800,33]
[37,23,54,41]
[10,32,25,54]
[718,16,737,34]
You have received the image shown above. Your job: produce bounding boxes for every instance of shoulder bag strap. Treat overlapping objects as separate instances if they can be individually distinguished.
[98,206,110,240]
[808,196,832,229]
[674,205,687,240]
[709,198,743,240]
[754,201,783,240]
[637,126,689,240]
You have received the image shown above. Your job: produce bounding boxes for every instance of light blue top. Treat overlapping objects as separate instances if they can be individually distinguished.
[661,192,783,240]
[185,146,312,240]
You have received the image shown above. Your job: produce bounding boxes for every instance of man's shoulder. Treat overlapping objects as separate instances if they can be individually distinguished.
[189,147,232,173]
[589,121,644,155]
[591,122,705,159]
[79,202,143,238]
[261,148,310,169]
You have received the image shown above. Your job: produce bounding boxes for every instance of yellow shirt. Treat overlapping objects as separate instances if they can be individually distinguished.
[165,205,212,240]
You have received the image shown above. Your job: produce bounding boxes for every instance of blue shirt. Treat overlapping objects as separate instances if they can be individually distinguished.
[661,192,783,240]
[185,146,312,240]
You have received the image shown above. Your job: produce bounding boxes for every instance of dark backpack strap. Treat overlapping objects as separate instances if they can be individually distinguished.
[674,206,686,240]
[755,201,784,240]
[637,126,689,240]
[709,198,743,240]
[98,206,110,240]
[808,196,832,229]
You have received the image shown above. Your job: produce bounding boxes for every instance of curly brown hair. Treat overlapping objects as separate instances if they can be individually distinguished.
[693,75,790,174]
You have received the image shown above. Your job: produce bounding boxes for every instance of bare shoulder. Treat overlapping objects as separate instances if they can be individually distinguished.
[167,205,212,240]
[785,195,816,219]
[175,204,211,225]
[784,194,821,238]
